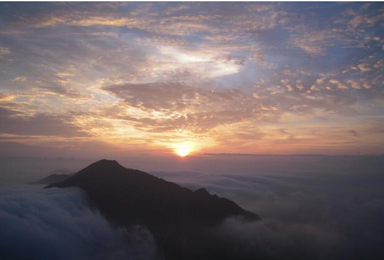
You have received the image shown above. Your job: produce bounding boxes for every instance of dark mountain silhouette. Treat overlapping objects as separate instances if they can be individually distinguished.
[31,169,71,185]
[48,159,260,259]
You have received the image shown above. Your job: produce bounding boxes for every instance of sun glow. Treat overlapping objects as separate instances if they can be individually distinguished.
[174,143,193,157]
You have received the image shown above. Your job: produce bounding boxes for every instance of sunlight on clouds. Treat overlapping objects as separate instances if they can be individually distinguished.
[12,76,27,82]
[161,47,211,63]
[125,106,184,121]
[36,16,143,28]
[0,94,18,102]
[0,46,11,57]
[56,72,74,78]
[153,46,242,78]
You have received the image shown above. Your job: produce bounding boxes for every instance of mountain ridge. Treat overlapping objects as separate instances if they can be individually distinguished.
[30,169,71,185]
[48,159,260,259]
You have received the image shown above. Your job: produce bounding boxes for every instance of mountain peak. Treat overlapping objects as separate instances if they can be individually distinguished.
[92,159,120,166]
[48,159,260,260]
[84,159,123,171]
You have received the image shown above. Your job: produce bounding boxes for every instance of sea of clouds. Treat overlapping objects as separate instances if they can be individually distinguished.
[0,185,159,260]
[1,155,384,259]
[153,155,384,260]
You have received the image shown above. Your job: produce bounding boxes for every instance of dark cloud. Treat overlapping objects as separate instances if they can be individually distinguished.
[0,107,88,137]
[0,185,160,260]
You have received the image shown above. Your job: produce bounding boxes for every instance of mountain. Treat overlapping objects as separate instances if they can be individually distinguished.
[48,159,260,259]
[31,169,71,185]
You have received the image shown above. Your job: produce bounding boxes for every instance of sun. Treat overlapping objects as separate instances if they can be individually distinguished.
[174,143,192,157]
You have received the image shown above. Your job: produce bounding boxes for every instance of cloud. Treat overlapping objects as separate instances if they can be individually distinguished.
[288,25,350,56]
[103,82,266,133]
[348,12,384,28]
[0,107,88,137]
[104,82,240,112]
[55,72,74,78]
[11,76,27,82]
[291,37,326,56]
[310,85,320,91]
[145,46,244,80]
[358,63,371,72]
[348,15,364,27]
[329,79,348,90]
[0,46,10,58]
[27,8,217,37]
[347,79,361,89]
[36,15,143,28]
[0,185,159,260]
[206,217,343,260]
[152,154,384,259]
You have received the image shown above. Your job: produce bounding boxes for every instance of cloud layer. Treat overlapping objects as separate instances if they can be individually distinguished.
[152,155,384,259]
[0,185,159,260]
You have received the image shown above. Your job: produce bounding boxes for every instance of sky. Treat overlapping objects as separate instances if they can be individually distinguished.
[1,2,384,158]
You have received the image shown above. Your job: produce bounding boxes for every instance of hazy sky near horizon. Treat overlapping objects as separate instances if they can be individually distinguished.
[1,2,384,158]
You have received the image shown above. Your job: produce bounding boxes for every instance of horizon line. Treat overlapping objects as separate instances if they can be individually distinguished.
[202,153,384,157]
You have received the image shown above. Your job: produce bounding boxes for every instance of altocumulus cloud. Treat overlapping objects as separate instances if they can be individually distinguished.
[0,185,160,260]
[103,82,266,133]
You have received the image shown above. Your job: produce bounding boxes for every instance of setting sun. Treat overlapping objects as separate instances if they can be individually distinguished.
[174,143,193,157]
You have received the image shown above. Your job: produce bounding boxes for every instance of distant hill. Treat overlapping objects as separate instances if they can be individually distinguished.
[48,159,260,259]
[31,169,71,185]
